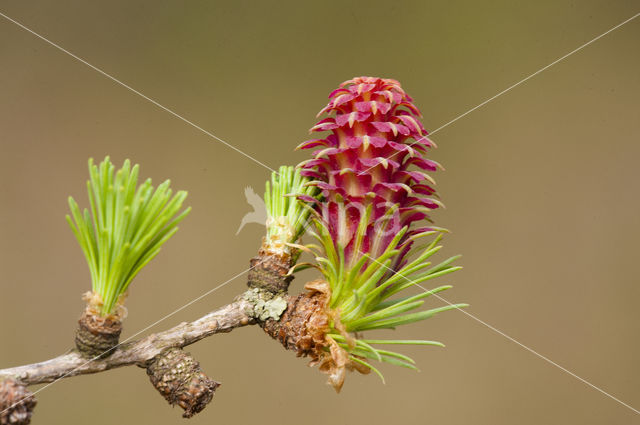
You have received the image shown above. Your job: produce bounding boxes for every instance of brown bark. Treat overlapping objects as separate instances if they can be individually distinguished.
[247,248,293,294]
[0,252,303,419]
[146,348,220,418]
[0,296,254,386]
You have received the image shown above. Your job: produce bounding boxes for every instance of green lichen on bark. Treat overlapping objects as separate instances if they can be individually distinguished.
[241,288,288,321]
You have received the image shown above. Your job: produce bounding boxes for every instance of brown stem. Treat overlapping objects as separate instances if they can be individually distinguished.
[0,295,254,386]
[0,249,297,419]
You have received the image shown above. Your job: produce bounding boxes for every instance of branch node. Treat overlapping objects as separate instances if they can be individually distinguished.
[0,379,36,425]
[74,311,122,358]
[146,348,220,418]
[261,282,329,356]
[247,248,293,294]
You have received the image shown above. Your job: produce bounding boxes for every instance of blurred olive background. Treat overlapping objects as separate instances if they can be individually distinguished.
[1,1,639,424]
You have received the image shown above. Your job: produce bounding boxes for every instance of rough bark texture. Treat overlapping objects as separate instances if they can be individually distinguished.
[0,252,306,421]
[261,283,329,358]
[0,296,254,386]
[0,380,36,425]
[146,348,220,418]
[0,253,305,422]
[260,281,369,392]
[74,311,122,358]
[247,249,293,294]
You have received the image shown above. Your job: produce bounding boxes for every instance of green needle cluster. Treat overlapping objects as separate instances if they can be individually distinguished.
[263,165,319,253]
[67,157,190,316]
[310,208,465,381]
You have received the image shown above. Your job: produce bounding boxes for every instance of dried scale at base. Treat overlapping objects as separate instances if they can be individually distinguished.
[66,157,190,357]
[260,280,371,392]
[0,77,466,424]
[74,309,123,358]
[246,166,373,390]
[246,166,319,295]
[261,281,330,355]
[290,76,465,390]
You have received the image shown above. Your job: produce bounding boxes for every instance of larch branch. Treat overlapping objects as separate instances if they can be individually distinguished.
[0,295,255,386]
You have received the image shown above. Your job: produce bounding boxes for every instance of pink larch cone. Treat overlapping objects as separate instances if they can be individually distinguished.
[298,76,442,268]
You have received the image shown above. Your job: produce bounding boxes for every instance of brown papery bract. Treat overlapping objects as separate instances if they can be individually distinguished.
[262,280,369,392]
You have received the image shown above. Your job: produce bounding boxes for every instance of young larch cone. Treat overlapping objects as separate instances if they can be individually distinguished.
[298,76,441,269]
[0,380,36,425]
[289,77,464,391]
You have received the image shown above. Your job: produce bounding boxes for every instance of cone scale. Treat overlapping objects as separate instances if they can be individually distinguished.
[299,76,441,270]
[282,77,465,391]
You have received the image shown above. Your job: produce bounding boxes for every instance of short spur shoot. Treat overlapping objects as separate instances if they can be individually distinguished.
[66,156,190,356]
[0,77,466,425]
[246,165,319,295]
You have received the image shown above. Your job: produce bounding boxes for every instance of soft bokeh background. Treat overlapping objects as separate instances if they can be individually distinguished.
[1,1,639,424]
